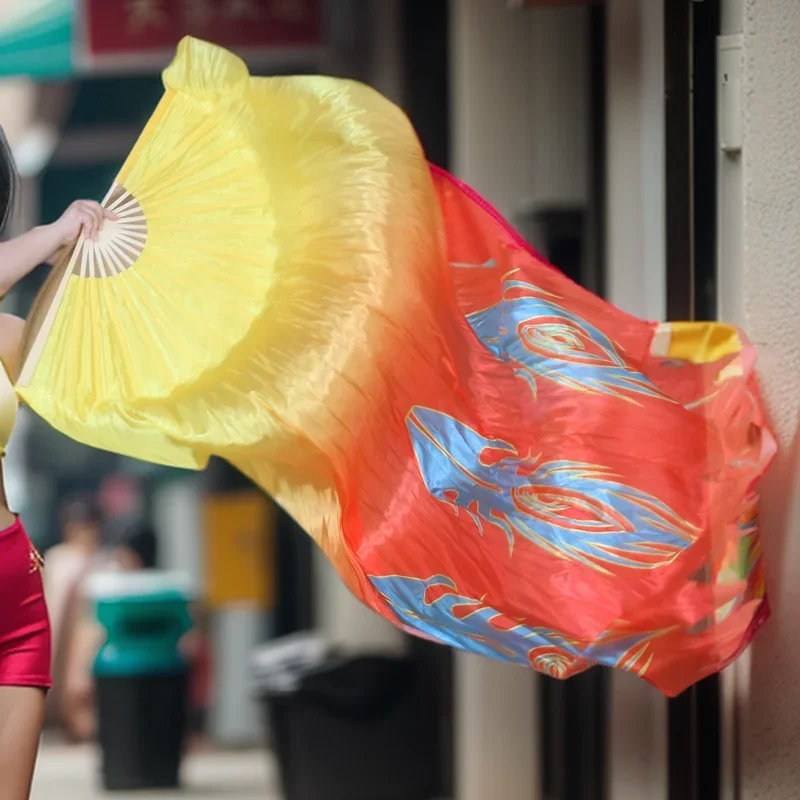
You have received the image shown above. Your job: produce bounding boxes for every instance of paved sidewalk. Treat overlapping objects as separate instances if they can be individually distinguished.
[32,743,279,799]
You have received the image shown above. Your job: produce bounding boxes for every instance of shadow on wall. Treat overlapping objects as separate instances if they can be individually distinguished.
[745,423,800,777]
[756,426,800,618]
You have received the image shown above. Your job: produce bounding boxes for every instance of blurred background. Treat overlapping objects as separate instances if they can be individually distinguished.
[1,1,798,799]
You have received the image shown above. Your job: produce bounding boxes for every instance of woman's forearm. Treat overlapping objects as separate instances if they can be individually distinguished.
[0,224,63,295]
[0,200,113,297]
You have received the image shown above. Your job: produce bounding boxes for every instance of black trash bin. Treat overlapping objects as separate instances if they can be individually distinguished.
[90,571,193,791]
[253,638,439,800]
[96,671,189,791]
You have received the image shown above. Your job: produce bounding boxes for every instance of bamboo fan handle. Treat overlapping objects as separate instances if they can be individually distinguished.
[17,185,148,388]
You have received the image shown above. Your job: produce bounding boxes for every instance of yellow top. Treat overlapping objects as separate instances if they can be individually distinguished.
[0,358,17,456]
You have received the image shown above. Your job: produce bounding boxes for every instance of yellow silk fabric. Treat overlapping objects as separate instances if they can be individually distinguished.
[652,322,744,365]
[17,38,442,579]
[0,361,17,457]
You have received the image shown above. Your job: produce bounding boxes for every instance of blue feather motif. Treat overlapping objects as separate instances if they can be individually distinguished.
[467,278,667,403]
[407,407,696,571]
[370,574,662,678]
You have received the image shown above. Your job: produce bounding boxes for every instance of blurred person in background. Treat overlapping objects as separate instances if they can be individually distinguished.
[47,512,159,745]
[111,520,211,747]
[98,471,144,546]
[43,495,106,744]
[0,123,114,798]
[113,519,158,571]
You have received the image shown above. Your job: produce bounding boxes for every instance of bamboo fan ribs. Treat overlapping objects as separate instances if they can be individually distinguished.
[18,188,148,387]
[82,189,148,279]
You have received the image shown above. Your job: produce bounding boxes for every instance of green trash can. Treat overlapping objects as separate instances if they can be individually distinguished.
[89,571,194,792]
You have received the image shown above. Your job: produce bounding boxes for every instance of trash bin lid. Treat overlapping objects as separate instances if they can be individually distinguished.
[251,632,330,693]
[88,569,194,603]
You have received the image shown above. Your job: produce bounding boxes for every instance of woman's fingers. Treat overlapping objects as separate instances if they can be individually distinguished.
[86,202,103,240]
[79,208,98,241]
[65,200,117,242]
[75,201,106,241]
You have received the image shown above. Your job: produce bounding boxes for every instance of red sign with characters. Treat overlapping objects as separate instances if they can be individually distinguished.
[507,0,600,6]
[86,0,322,58]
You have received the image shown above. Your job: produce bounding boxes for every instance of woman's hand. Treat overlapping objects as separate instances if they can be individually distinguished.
[0,199,116,295]
[52,200,116,244]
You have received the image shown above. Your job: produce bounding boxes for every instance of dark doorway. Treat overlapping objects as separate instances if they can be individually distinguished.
[537,9,610,800]
[401,3,454,798]
[663,1,722,798]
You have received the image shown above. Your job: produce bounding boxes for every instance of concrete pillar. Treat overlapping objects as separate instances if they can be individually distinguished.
[152,479,204,587]
[312,551,407,656]
[153,476,268,746]
[307,0,410,661]
[604,2,668,799]
[451,1,588,221]
[455,655,538,800]
[449,3,590,798]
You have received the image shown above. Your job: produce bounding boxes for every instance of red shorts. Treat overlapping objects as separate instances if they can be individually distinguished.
[0,519,51,688]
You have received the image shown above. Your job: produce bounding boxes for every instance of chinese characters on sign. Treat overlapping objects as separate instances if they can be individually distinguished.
[182,0,215,29]
[267,0,309,21]
[125,0,168,32]
[222,0,261,20]
[507,0,596,6]
[87,0,322,59]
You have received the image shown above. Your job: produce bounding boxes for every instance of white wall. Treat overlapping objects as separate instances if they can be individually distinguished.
[723,1,800,797]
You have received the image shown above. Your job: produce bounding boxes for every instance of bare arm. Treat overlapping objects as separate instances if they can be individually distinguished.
[0,200,115,296]
[0,224,65,295]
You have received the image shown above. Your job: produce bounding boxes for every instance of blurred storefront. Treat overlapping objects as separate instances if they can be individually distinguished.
[0,0,323,78]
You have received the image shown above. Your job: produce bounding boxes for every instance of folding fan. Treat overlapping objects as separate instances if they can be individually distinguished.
[18,40,277,463]
[17,37,774,696]
[17,34,432,477]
